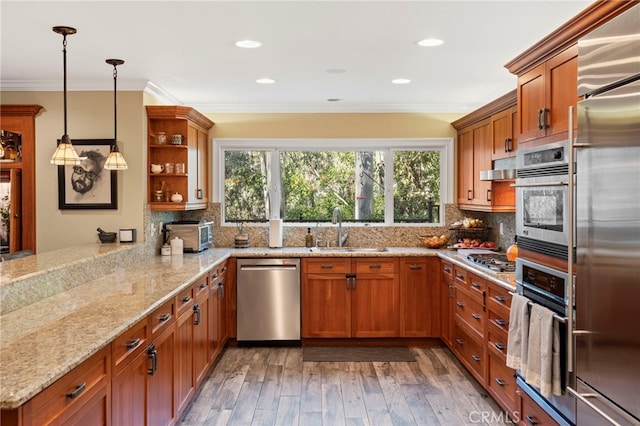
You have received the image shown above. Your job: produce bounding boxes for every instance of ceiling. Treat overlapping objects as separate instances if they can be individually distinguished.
[1,0,592,113]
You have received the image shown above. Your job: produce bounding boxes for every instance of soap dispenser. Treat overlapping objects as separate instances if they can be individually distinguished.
[305,227,314,248]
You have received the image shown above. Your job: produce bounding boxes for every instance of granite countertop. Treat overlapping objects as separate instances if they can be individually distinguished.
[0,245,514,409]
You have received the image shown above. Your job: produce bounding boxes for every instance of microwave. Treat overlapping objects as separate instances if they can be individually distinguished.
[164,221,213,252]
[514,141,572,257]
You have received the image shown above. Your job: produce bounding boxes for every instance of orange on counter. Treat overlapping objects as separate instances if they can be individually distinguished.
[506,244,519,262]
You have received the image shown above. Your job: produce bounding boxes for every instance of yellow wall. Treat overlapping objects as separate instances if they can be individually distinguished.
[2,90,463,253]
[1,91,146,253]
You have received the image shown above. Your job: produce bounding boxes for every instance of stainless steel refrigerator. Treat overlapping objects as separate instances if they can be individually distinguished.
[571,5,640,425]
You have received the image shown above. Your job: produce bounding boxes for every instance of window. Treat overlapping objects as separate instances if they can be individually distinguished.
[215,139,453,226]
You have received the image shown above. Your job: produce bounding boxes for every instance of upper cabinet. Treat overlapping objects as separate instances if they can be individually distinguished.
[504,1,636,148]
[452,91,516,212]
[146,106,214,211]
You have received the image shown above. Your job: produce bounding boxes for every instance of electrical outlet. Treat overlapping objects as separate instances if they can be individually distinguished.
[150,223,156,236]
[499,222,504,236]
[158,222,163,236]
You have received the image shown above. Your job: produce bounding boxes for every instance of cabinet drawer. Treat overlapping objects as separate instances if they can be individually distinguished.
[487,283,512,315]
[488,352,517,414]
[487,327,508,359]
[194,277,209,299]
[453,266,469,287]
[453,323,484,384]
[150,298,175,336]
[353,258,398,274]
[468,273,487,299]
[488,309,510,336]
[454,286,485,336]
[112,317,148,375]
[518,387,558,426]
[22,346,110,426]
[303,258,351,274]
[441,260,453,279]
[177,286,195,316]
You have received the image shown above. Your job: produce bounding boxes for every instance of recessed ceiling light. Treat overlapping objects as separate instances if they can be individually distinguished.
[417,38,444,47]
[327,98,342,102]
[256,78,276,84]
[235,40,262,48]
[326,69,346,74]
[391,78,411,84]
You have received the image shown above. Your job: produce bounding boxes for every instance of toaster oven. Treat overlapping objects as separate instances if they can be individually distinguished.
[164,221,213,252]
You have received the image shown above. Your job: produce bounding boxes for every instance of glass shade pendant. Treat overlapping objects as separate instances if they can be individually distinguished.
[104,59,128,170]
[51,26,85,166]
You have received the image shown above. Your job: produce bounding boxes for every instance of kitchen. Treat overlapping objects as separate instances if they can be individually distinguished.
[1,0,640,426]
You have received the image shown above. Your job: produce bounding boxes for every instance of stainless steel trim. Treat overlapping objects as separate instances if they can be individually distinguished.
[479,168,516,181]
[567,387,623,426]
[567,106,575,374]
[508,291,568,323]
[510,181,568,188]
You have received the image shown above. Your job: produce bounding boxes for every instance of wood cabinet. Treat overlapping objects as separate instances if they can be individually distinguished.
[193,279,210,388]
[209,262,229,363]
[146,106,214,211]
[517,388,558,426]
[515,45,578,147]
[0,105,42,254]
[452,91,516,213]
[301,257,399,338]
[399,257,439,337]
[19,346,110,426]
[440,260,454,347]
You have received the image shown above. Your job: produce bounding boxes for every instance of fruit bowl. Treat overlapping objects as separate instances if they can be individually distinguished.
[419,234,449,249]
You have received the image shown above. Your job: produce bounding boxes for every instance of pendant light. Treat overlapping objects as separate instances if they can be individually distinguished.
[50,26,85,165]
[103,59,128,170]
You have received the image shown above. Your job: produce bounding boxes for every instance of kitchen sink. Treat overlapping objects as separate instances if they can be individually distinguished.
[311,247,388,252]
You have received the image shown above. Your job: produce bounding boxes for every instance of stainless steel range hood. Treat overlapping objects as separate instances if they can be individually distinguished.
[479,157,516,181]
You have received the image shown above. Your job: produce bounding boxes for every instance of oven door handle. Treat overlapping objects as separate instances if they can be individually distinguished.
[510,181,568,188]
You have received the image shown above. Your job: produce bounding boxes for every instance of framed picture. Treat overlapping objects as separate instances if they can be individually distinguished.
[58,139,117,210]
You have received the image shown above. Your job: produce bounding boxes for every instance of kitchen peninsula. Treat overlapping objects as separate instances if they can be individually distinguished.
[0,243,516,425]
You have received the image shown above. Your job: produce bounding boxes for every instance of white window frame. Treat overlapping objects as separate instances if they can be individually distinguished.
[213,138,454,227]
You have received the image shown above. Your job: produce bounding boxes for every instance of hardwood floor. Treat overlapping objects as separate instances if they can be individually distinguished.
[179,346,510,425]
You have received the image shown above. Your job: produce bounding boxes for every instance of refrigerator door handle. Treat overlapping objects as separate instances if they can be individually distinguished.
[567,105,576,374]
[567,387,625,426]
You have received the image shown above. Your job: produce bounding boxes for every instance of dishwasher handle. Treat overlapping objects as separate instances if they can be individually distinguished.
[239,264,299,271]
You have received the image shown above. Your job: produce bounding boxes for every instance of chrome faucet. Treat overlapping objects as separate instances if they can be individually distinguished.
[332,207,349,247]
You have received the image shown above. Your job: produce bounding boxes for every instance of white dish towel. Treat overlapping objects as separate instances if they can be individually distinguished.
[524,303,562,397]
[506,293,530,373]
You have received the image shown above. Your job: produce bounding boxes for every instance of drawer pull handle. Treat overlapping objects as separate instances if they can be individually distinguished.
[211,273,219,279]
[321,264,333,269]
[525,415,539,425]
[159,313,171,322]
[455,338,464,345]
[495,378,506,387]
[494,319,507,327]
[471,354,481,362]
[456,301,465,308]
[471,282,481,288]
[443,266,451,273]
[126,338,141,349]
[199,283,207,290]
[472,313,481,320]
[409,264,422,270]
[369,264,382,269]
[494,342,505,352]
[495,296,506,303]
[66,383,86,399]
[456,273,464,280]
[182,296,191,303]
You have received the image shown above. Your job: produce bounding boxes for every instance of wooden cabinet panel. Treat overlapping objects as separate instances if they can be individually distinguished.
[302,272,351,338]
[112,318,148,376]
[146,324,175,426]
[472,121,493,207]
[453,322,485,386]
[400,258,438,337]
[454,285,485,339]
[175,301,195,415]
[457,127,475,205]
[491,106,517,160]
[111,349,146,426]
[193,285,210,388]
[149,298,175,337]
[352,274,399,338]
[518,64,547,143]
[468,272,487,301]
[517,388,558,426]
[21,346,110,426]
[440,260,454,347]
[487,352,517,416]
[353,258,398,275]
[303,258,351,274]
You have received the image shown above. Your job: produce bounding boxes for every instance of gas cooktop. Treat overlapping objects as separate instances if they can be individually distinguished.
[465,253,516,273]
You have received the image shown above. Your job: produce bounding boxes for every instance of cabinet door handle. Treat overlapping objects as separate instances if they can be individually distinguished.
[352,277,356,290]
[369,264,381,269]
[193,303,201,325]
[321,264,333,269]
[448,285,454,299]
[218,282,225,299]
[346,276,351,290]
[525,415,539,425]
[126,338,141,350]
[455,338,464,345]
[486,189,491,202]
[495,378,506,387]
[456,301,465,308]
[471,354,481,362]
[507,138,513,152]
[159,313,171,322]
[409,264,422,270]
[467,189,472,200]
[147,344,158,376]
[66,383,86,399]
[493,342,505,352]
[472,313,481,320]
[537,108,544,130]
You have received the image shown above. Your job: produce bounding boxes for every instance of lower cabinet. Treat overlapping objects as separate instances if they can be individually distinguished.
[452,322,485,386]
[209,261,228,362]
[440,260,455,347]
[517,387,558,426]
[146,323,176,426]
[399,257,439,337]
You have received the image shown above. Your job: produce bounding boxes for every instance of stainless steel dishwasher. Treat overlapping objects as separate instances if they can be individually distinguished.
[236,258,301,342]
